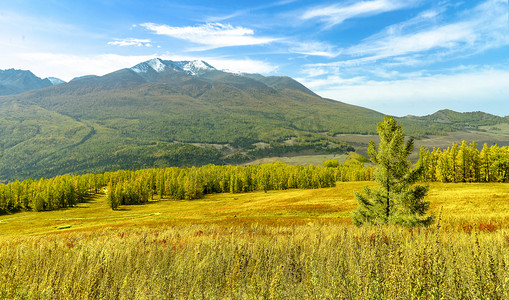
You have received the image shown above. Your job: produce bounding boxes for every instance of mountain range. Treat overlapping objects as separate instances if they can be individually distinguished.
[0,69,64,96]
[0,58,507,182]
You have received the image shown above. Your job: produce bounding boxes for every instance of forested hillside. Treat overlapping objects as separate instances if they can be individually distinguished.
[0,58,507,182]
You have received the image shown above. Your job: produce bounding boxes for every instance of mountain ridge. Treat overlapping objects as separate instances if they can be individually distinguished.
[0,58,507,181]
[0,69,65,96]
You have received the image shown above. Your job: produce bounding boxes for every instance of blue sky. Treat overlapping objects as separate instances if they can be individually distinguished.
[1,0,508,116]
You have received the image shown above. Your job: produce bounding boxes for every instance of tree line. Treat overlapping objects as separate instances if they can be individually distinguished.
[0,161,373,213]
[416,141,509,183]
[105,162,373,209]
[0,175,91,214]
[1,140,507,214]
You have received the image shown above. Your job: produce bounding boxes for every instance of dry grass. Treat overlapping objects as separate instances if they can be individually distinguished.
[1,182,509,298]
[1,224,508,299]
[1,182,509,237]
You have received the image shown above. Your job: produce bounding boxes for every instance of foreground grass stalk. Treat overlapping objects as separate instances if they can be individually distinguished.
[1,224,508,299]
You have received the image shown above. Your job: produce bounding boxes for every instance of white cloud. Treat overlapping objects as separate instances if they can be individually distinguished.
[1,53,158,81]
[301,0,416,28]
[140,22,278,50]
[289,41,341,57]
[339,0,508,64]
[310,69,509,116]
[206,58,278,74]
[107,38,152,47]
[297,75,367,89]
[298,0,509,108]
[0,52,278,82]
[346,22,475,59]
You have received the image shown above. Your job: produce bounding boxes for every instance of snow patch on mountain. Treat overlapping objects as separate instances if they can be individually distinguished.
[131,58,165,73]
[147,58,166,73]
[182,60,215,75]
[47,77,65,85]
[130,58,216,76]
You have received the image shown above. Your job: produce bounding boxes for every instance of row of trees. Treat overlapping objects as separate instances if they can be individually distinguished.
[416,141,509,183]
[2,138,507,215]
[0,175,90,214]
[104,162,374,209]
[0,160,372,213]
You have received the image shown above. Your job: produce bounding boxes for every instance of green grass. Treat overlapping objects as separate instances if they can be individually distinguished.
[244,153,348,166]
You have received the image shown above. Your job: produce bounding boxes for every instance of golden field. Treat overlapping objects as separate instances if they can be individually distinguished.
[1,182,509,299]
[1,182,508,236]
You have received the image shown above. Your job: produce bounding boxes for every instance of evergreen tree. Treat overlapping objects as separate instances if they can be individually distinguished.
[106,182,120,210]
[416,146,431,181]
[352,116,434,227]
[457,140,470,182]
[449,143,459,182]
[480,143,491,182]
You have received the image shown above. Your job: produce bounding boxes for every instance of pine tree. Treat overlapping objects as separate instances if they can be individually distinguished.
[106,182,120,210]
[416,146,431,181]
[352,116,434,227]
[457,140,470,182]
[480,143,491,182]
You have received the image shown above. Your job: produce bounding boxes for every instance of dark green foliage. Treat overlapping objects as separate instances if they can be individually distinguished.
[352,116,434,227]
[106,182,120,210]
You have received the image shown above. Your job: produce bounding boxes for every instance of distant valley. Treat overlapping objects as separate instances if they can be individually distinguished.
[0,58,508,182]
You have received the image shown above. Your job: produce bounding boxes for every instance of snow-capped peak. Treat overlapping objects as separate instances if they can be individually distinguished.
[131,58,166,73]
[147,58,166,73]
[130,58,215,76]
[182,60,215,76]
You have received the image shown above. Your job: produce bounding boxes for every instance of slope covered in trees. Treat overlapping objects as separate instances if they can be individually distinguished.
[0,59,507,181]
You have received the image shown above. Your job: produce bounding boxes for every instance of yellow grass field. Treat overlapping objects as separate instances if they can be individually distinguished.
[1,182,509,299]
[1,182,508,236]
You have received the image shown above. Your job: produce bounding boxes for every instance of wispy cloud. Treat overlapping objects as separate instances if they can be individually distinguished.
[107,38,152,47]
[206,58,278,74]
[206,0,297,22]
[301,0,418,28]
[295,0,509,116]
[301,0,509,81]
[344,1,508,62]
[345,22,475,59]
[140,22,278,50]
[289,41,341,58]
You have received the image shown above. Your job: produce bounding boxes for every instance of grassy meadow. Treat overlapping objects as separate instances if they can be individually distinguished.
[1,182,509,298]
